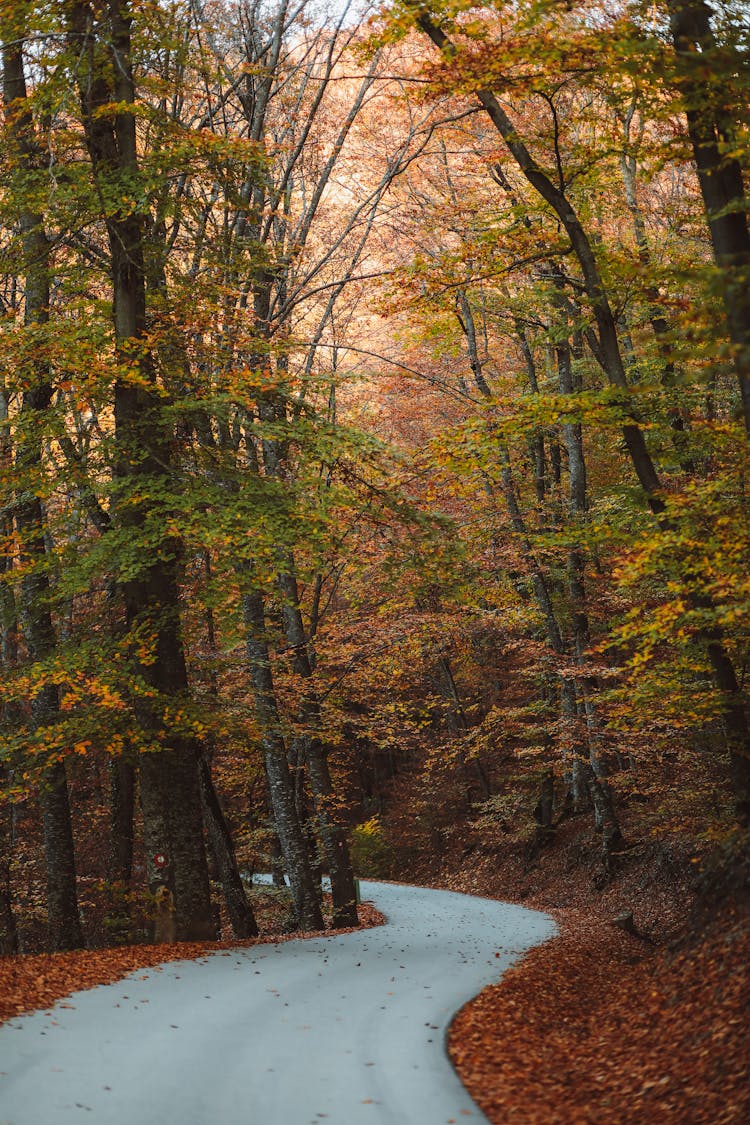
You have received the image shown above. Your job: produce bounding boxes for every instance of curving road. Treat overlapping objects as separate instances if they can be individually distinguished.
[0,881,554,1125]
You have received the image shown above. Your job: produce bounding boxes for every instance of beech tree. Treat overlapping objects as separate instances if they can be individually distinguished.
[379,0,750,823]
[1,0,437,945]
[667,0,750,436]
[2,11,84,951]
[1,0,748,952]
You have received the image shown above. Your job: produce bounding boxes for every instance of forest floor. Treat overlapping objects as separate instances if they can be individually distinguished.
[432,815,750,1124]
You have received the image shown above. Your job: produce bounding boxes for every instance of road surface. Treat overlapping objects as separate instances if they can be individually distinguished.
[0,880,554,1125]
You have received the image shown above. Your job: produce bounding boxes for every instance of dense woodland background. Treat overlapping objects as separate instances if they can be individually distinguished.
[1,0,749,955]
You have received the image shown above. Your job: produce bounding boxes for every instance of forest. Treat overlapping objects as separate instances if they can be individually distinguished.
[0,0,749,1115]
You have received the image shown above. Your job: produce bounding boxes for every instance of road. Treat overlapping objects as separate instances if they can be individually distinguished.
[0,880,554,1125]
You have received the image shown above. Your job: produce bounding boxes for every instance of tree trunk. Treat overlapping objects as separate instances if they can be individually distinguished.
[0,769,18,954]
[195,556,258,937]
[39,759,84,950]
[198,754,258,938]
[555,318,623,847]
[3,37,84,952]
[288,736,323,887]
[268,830,287,887]
[515,325,549,507]
[527,768,555,863]
[0,391,19,954]
[243,588,324,931]
[247,256,357,926]
[278,570,359,928]
[66,0,216,939]
[139,747,215,940]
[669,0,750,438]
[108,759,135,885]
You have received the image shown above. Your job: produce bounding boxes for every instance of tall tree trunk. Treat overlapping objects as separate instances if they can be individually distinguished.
[3,36,84,952]
[38,759,84,950]
[0,784,17,953]
[514,324,549,507]
[0,389,20,953]
[288,736,325,891]
[243,587,324,931]
[555,320,623,848]
[669,0,750,438]
[187,360,319,929]
[198,754,258,938]
[247,251,356,926]
[66,0,215,939]
[108,759,135,885]
[195,554,258,937]
[277,570,358,927]
[268,829,287,887]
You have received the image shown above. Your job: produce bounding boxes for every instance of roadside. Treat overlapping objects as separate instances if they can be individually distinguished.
[449,903,750,1124]
[436,818,750,1124]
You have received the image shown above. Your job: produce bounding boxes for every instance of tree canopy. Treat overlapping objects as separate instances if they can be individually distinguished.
[0,0,748,953]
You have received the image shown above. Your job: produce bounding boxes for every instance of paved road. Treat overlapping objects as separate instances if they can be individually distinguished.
[0,881,554,1125]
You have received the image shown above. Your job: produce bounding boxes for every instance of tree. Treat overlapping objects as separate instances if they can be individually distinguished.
[2,11,84,951]
[390,0,750,822]
[667,0,750,436]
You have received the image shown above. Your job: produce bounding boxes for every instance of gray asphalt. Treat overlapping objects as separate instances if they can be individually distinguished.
[0,880,555,1125]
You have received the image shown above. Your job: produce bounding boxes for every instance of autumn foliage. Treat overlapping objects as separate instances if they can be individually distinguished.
[0,0,749,1113]
[451,905,750,1125]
